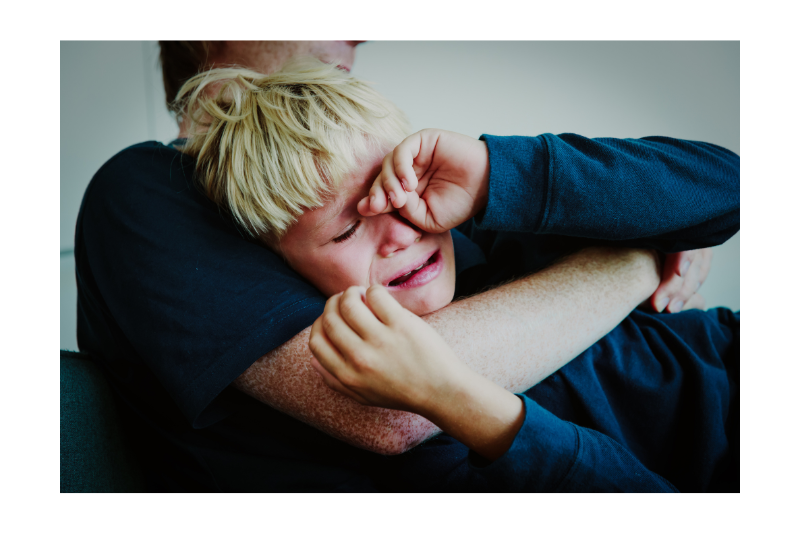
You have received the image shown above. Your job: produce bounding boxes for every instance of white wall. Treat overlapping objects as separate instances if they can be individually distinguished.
[60,41,178,350]
[60,41,178,251]
[60,41,740,351]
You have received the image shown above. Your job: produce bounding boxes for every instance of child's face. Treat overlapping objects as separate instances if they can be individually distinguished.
[278,153,456,316]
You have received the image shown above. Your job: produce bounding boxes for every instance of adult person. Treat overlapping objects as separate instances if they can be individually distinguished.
[75,43,715,491]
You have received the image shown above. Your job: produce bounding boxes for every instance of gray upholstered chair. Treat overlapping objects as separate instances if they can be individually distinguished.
[60,350,146,492]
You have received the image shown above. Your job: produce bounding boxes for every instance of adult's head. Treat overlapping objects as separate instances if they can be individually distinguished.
[159,41,364,132]
[177,60,457,315]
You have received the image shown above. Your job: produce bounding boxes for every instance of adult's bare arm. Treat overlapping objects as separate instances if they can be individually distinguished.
[233,246,660,455]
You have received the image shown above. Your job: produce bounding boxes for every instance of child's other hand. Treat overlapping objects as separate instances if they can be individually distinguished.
[308,284,469,414]
[357,129,490,234]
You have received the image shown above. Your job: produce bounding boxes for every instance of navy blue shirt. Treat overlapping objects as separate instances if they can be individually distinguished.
[75,133,739,491]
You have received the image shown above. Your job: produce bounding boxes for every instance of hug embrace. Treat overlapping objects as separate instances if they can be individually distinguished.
[76,58,739,492]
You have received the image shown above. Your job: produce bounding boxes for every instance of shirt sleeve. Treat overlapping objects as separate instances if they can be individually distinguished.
[475,133,740,254]
[76,142,326,428]
[382,395,678,492]
[459,395,678,492]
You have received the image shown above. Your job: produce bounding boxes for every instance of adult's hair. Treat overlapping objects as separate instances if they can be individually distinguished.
[176,58,411,240]
[158,41,214,112]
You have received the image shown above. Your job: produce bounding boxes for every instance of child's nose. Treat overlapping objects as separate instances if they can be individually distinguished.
[377,213,423,258]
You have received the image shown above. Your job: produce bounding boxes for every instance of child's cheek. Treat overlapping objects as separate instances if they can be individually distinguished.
[324,250,374,294]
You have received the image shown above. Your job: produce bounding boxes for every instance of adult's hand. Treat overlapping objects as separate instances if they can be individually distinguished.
[357,129,490,233]
[650,248,713,313]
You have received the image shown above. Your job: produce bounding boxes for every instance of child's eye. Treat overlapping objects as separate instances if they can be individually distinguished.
[332,220,361,244]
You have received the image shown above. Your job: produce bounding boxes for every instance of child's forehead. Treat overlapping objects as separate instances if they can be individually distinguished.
[328,154,383,206]
[301,158,381,234]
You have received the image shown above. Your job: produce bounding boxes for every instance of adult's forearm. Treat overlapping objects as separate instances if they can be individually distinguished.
[235,247,659,455]
[423,246,659,393]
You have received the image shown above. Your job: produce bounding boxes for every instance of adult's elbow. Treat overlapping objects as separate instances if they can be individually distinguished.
[352,411,439,456]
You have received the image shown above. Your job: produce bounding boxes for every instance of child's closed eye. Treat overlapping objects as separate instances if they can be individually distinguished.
[333,220,361,243]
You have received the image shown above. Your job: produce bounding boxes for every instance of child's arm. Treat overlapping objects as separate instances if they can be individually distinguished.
[308,282,681,492]
[238,244,660,456]
[309,244,662,460]
[308,284,526,461]
[359,128,735,313]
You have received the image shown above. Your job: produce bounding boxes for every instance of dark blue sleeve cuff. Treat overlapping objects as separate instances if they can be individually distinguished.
[464,394,678,492]
[465,395,578,491]
[476,134,550,233]
[559,424,679,492]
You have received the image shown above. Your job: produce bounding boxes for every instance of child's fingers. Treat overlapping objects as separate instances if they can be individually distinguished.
[367,176,389,214]
[365,284,408,325]
[371,175,396,214]
[309,353,348,395]
[320,293,367,356]
[357,173,394,217]
[391,136,420,193]
[397,191,431,231]
[357,196,375,216]
[357,195,386,217]
[337,286,385,341]
[309,355,369,404]
[380,152,408,209]
[308,317,350,381]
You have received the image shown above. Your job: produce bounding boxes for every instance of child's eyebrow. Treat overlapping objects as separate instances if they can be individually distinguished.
[311,194,352,238]
[311,171,378,237]
[311,191,361,235]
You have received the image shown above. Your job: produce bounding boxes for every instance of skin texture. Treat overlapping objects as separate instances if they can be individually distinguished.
[236,246,661,455]
[310,285,527,461]
[650,248,713,313]
[234,326,438,453]
[278,153,456,317]
[357,129,491,233]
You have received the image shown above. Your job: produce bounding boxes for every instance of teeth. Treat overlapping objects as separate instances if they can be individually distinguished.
[389,254,436,287]
[400,264,423,278]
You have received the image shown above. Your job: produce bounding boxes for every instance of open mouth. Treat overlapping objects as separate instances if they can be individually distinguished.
[387,251,441,288]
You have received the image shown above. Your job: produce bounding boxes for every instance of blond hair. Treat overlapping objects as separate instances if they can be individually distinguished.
[175,58,411,239]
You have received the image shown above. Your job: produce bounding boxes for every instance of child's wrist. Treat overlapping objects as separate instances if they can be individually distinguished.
[416,365,477,426]
[421,368,525,462]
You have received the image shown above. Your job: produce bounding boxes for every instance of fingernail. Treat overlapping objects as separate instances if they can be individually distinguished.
[414,237,420,243]
[386,252,395,258]
[401,179,409,191]
[671,300,684,313]
[657,297,670,313]
[370,194,376,208]
[389,192,396,205]
[680,260,690,277]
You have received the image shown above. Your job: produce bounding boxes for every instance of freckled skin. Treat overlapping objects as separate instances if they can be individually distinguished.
[234,247,660,454]
[234,328,437,453]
